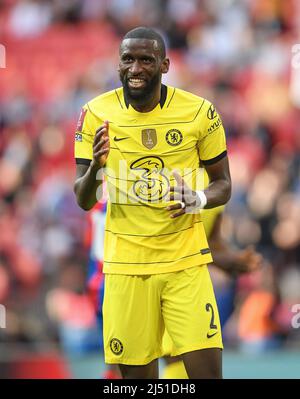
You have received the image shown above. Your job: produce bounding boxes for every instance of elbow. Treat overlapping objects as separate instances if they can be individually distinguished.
[226,185,232,203]
[73,184,92,211]
[78,201,93,211]
[223,180,232,204]
[74,195,93,212]
[74,194,92,211]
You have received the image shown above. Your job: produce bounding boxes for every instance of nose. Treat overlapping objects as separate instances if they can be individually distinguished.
[129,60,142,75]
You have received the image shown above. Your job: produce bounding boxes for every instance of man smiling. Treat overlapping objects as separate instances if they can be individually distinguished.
[119,32,168,111]
[74,27,231,379]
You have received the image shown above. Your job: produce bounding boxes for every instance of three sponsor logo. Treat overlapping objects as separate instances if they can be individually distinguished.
[130,156,170,202]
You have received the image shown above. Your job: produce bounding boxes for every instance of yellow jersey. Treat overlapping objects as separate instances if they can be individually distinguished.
[74,85,227,274]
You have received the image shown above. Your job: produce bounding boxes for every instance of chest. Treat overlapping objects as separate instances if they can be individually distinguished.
[108,120,199,155]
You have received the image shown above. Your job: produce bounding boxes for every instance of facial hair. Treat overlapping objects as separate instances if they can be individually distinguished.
[120,72,161,104]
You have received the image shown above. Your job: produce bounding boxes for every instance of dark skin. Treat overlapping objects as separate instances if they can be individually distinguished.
[74,39,170,209]
[74,122,109,211]
[74,38,232,379]
[208,214,263,275]
[106,213,263,379]
[164,213,263,375]
[119,38,170,112]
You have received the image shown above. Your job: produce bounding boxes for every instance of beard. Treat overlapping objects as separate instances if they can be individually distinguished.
[120,72,161,104]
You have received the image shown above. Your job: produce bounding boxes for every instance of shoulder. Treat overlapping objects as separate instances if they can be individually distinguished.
[167,86,219,126]
[84,87,123,113]
[170,86,205,105]
[169,86,214,115]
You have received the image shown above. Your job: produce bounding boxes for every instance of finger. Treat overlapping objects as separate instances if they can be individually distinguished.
[170,209,185,218]
[169,186,185,194]
[166,203,184,211]
[94,128,107,144]
[172,170,185,187]
[95,124,107,134]
[93,141,109,157]
[94,148,109,158]
[96,120,109,131]
[168,193,184,202]
[94,137,107,148]
[93,137,109,151]
[103,120,109,137]
[95,146,110,155]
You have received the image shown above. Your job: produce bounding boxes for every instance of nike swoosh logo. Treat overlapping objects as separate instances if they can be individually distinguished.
[207,331,218,339]
[114,136,129,142]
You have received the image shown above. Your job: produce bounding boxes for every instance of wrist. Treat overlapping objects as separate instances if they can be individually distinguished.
[90,160,102,173]
[195,190,207,209]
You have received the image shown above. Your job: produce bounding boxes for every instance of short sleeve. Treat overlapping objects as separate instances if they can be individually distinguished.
[74,104,98,164]
[198,101,227,165]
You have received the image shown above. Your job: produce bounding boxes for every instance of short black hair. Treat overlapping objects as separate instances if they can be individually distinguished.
[122,27,166,59]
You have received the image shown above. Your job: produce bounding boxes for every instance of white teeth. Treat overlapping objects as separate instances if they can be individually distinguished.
[128,78,145,88]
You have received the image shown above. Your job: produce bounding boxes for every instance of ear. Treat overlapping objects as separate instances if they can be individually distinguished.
[161,58,170,74]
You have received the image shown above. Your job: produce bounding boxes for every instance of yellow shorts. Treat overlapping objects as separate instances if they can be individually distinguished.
[103,265,223,365]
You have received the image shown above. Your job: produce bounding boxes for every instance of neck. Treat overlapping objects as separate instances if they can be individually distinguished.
[128,84,162,113]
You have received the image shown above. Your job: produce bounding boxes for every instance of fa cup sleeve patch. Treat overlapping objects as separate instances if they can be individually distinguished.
[76,108,87,132]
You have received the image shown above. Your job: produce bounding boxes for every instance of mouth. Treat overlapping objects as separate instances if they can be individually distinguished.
[127,77,146,89]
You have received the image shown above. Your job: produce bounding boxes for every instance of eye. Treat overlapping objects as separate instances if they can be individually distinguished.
[122,55,133,63]
[142,57,152,64]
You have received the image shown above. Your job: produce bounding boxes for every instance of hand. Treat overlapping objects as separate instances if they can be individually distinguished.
[232,246,263,274]
[166,171,204,218]
[91,120,110,169]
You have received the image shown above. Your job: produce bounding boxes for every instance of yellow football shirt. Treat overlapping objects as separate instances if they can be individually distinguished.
[74,85,227,274]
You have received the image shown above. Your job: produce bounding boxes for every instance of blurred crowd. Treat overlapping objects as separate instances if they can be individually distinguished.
[1,0,300,377]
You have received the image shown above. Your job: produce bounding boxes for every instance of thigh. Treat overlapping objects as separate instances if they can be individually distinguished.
[182,348,222,379]
[119,359,158,379]
[103,273,164,367]
[162,265,223,357]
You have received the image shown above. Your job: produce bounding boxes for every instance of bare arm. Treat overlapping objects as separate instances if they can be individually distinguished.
[74,163,103,210]
[167,156,231,217]
[74,121,110,211]
[203,156,231,208]
[209,214,263,276]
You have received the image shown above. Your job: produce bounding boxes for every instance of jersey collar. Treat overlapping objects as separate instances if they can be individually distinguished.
[123,84,168,109]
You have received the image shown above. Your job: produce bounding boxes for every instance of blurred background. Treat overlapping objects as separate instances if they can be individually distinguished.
[0,0,300,379]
